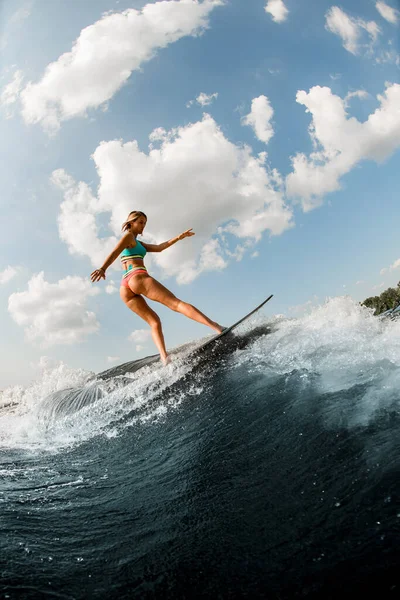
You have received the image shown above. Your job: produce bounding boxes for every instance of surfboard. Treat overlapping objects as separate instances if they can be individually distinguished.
[97,294,273,380]
[194,294,274,353]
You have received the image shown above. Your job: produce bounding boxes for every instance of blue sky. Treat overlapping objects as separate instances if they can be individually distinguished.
[0,0,399,388]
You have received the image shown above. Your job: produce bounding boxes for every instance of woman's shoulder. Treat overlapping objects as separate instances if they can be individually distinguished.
[121,231,136,248]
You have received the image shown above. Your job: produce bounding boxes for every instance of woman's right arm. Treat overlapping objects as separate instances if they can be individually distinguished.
[90,233,133,282]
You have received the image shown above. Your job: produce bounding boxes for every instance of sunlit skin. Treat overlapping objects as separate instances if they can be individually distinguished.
[91,214,223,364]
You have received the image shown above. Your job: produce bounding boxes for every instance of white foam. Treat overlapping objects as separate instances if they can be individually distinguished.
[233,296,400,427]
[2,296,399,451]
[0,345,202,452]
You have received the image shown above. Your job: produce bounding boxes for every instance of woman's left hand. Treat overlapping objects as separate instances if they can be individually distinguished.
[178,228,195,240]
[90,268,106,282]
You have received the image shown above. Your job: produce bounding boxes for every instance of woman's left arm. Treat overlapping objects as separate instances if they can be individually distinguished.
[142,228,195,253]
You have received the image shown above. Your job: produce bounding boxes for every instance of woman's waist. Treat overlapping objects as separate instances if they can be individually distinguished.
[121,258,146,271]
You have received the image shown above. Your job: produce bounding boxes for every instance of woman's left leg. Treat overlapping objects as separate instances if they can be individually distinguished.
[120,286,168,361]
[135,276,223,333]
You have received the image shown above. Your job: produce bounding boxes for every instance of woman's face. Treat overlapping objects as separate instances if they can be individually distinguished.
[133,215,147,234]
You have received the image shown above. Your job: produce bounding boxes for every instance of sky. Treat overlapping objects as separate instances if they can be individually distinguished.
[0,0,399,388]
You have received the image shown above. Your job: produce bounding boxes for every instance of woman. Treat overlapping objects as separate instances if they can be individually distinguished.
[90,211,223,364]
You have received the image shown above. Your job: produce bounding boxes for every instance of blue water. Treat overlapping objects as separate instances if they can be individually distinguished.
[1,297,399,598]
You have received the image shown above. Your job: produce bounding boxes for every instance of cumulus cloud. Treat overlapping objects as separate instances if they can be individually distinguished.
[286,82,400,211]
[187,91,218,107]
[129,328,151,352]
[242,95,274,144]
[105,281,118,294]
[380,258,400,275]
[128,329,151,343]
[0,70,24,117]
[51,169,118,268]
[265,0,289,23]
[53,114,292,284]
[176,238,228,284]
[325,6,381,55]
[8,272,100,346]
[0,266,20,285]
[376,1,399,25]
[18,0,223,133]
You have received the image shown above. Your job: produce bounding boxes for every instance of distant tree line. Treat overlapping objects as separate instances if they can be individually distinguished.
[362,281,400,315]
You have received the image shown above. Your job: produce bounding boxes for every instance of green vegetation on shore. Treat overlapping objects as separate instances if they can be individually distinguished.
[362,281,400,315]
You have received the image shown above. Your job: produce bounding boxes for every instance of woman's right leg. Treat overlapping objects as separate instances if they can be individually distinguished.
[120,287,168,362]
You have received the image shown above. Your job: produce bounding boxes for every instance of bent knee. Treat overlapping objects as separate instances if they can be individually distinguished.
[148,313,162,328]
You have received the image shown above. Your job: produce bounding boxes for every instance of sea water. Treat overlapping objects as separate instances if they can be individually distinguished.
[1,297,399,598]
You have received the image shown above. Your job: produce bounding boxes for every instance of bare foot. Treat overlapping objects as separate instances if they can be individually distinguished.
[213,323,225,334]
[161,355,172,366]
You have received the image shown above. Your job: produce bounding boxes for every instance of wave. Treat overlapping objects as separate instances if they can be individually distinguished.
[1,296,400,598]
[1,296,399,451]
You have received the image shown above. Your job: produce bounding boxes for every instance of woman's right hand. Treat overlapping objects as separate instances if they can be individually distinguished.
[90,268,106,282]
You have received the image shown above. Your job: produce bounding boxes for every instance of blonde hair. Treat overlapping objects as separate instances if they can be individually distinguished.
[121,211,147,232]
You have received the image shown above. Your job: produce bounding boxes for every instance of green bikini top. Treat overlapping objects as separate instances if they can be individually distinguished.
[120,239,147,266]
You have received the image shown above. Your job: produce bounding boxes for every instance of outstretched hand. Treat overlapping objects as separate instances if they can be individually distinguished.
[90,268,106,283]
[178,228,195,240]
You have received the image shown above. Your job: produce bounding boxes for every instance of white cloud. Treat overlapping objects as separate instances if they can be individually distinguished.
[286,82,400,211]
[380,258,400,274]
[107,356,120,363]
[376,1,399,25]
[105,281,118,294]
[19,0,223,133]
[265,0,289,23]
[372,282,385,290]
[356,280,364,285]
[51,169,118,269]
[224,241,250,262]
[242,95,274,144]
[196,91,218,106]
[53,113,292,284]
[129,329,151,343]
[8,272,100,346]
[344,89,369,106]
[129,329,151,351]
[0,266,20,285]
[187,91,218,107]
[325,6,381,55]
[176,238,228,283]
[0,70,24,117]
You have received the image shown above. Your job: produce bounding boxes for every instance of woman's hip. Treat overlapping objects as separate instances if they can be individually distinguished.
[120,267,148,289]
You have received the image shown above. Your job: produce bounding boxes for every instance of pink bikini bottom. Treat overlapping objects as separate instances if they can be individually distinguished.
[120,266,148,289]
